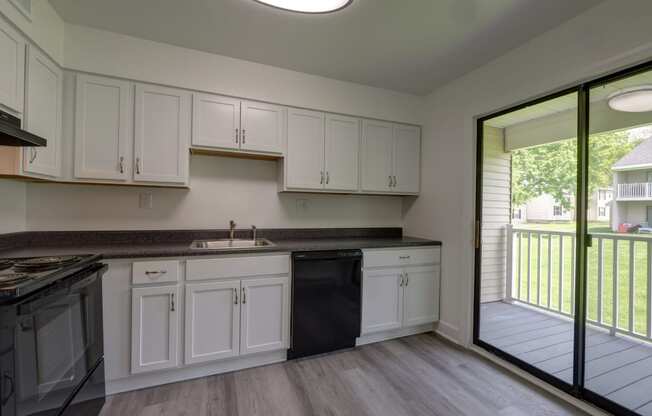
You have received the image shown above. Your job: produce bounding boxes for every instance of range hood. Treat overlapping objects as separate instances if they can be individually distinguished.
[0,108,46,146]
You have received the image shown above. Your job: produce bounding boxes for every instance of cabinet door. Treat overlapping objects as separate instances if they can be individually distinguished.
[134,84,190,184]
[131,285,179,373]
[23,47,62,178]
[240,101,285,153]
[361,269,403,334]
[0,18,25,112]
[74,74,131,180]
[361,120,393,192]
[325,114,359,191]
[192,93,240,150]
[240,276,289,355]
[402,266,439,326]
[185,281,240,365]
[393,124,420,194]
[285,108,324,189]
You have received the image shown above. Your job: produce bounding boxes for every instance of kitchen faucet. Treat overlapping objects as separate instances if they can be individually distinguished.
[229,220,236,240]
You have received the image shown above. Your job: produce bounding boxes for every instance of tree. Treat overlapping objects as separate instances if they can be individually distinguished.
[511,131,641,209]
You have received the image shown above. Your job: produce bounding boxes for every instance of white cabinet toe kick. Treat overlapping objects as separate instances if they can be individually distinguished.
[102,246,440,393]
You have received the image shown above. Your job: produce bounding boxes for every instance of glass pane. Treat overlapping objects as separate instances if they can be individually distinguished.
[585,68,652,415]
[478,91,578,385]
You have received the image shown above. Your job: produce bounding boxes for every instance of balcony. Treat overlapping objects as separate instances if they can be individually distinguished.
[617,182,652,201]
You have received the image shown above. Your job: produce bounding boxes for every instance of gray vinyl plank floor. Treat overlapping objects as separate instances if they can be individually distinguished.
[481,301,652,414]
[100,333,586,416]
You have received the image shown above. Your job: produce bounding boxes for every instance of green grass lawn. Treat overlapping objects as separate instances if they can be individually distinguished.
[513,223,651,335]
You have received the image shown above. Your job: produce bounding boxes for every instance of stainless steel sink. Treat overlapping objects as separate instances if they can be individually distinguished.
[189,238,276,250]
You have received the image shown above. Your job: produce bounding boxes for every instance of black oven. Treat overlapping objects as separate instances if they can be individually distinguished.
[0,263,106,416]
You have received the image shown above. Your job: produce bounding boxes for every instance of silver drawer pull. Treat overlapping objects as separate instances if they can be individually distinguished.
[144,270,167,279]
[399,255,411,260]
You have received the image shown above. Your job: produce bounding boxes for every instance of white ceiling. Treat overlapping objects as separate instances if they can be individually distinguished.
[48,0,602,96]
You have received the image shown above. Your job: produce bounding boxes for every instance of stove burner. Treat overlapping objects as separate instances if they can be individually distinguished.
[0,260,13,271]
[13,256,81,272]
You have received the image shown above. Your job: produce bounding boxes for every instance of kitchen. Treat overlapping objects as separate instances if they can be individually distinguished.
[0,1,651,415]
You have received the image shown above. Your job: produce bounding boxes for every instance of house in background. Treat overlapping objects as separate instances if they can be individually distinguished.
[512,188,611,224]
[612,137,652,231]
[589,187,613,222]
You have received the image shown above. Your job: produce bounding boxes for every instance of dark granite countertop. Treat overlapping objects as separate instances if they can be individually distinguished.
[0,228,440,260]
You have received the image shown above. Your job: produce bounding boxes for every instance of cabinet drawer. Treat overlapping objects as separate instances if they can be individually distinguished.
[363,247,440,268]
[132,260,180,284]
[187,255,290,281]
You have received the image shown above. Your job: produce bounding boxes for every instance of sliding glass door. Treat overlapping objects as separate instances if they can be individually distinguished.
[583,66,652,416]
[475,90,580,387]
[474,61,652,416]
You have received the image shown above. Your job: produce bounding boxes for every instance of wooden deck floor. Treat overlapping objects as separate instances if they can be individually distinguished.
[481,301,652,415]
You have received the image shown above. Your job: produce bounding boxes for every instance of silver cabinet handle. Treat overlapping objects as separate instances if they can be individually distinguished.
[393,176,397,187]
[242,129,246,144]
[399,273,404,287]
[405,273,409,286]
[29,148,37,164]
[388,175,392,187]
[135,157,141,174]
[326,171,330,184]
[320,171,324,185]
[235,128,239,144]
[119,156,124,174]
[170,293,175,312]
[399,255,411,260]
[145,270,167,277]
[234,288,238,305]
[242,287,246,304]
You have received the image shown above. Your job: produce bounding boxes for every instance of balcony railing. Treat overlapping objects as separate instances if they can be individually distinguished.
[506,225,652,343]
[617,182,652,200]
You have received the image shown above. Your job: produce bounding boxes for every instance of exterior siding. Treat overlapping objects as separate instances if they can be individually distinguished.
[481,126,510,303]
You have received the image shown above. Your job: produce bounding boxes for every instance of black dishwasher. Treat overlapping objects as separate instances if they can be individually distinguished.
[288,250,362,360]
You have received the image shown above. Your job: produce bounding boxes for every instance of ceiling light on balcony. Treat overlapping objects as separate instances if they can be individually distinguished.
[253,0,352,13]
[608,86,652,112]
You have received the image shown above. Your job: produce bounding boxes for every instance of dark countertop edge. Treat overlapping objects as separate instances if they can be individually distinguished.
[0,238,441,260]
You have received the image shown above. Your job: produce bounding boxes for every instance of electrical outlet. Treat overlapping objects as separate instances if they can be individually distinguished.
[139,192,153,209]
[296,198,309,213]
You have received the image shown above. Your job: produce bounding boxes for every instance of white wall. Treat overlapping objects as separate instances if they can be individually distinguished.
[25,154,403,231]
[0,179,25,233]
[0,0,64,63]
[403,0,652,345]
[63,24,424,125]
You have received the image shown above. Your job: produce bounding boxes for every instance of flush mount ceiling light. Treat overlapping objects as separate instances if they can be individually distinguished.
[608,86,652,112]
[253,0,353,14]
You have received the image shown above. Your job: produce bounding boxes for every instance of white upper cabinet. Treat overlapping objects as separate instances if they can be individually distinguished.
[324,114,359,191]
[0,18,25,113]
[134,84,190,184]
[74,74,132,181]
[131,285,179,374]
[240,276,289,355]
[286,108,324,190]
[192,93,240,150]
[240,101,285,154]
[361,120,394,192]
[393,124,420,194]
[185,280,240,365]
[22,46,62,178]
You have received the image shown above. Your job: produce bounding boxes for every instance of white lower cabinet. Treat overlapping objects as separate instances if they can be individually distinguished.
[185,280,240,364]
[129,256,290,377]
[240,276,290,355]
[361,249,440,336]
[131,285,179,374]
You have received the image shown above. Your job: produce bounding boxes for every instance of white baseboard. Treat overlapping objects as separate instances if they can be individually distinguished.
[356,323,434,346]
[434,320,461,344]
[107,350,286,395]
